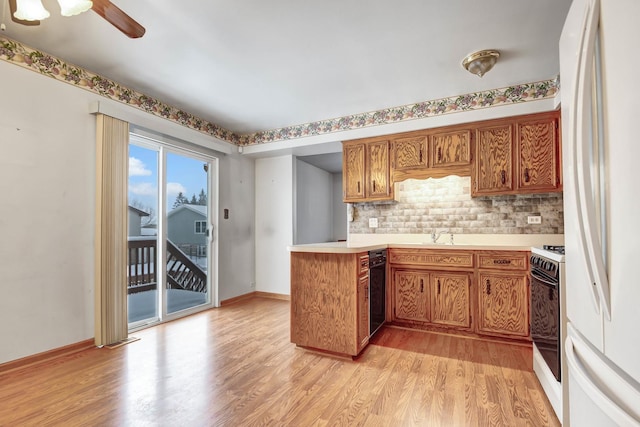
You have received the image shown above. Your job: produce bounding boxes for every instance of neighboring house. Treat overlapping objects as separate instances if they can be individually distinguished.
[128,205,150,237]
[167,204,208,256]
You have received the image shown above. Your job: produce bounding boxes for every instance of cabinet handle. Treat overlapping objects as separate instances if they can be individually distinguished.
[501,170,506,185]
[524,167,530,183]
[372,180,376,192]
[438,147,442,162]
[357,181,360,193]
[419,147,423,163]
[420,279,424,293]
[437,279,441,295]
[486,279,491,295]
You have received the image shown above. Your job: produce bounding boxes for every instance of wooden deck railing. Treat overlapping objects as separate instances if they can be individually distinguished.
[127,237,207,294]
[166,240,207,293]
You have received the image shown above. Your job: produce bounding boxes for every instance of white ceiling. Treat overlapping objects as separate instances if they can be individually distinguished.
[1,0,572,137]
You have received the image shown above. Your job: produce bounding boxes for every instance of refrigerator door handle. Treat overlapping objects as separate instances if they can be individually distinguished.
[566,324,640,426]
[573,0,611,320]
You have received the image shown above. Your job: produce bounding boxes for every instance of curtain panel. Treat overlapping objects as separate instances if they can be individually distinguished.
[94,114,129,347]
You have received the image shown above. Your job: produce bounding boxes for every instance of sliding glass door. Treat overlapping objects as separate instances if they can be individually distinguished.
[165,151,211,315]
[127,135,217,329]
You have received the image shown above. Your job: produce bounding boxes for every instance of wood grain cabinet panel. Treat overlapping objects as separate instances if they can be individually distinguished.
[389,249,474,268]
[291,251,370,356]
[430,129,472,168]
[393,269,429,322]
[516,115,561,192]
[343,143,366,201]
[342,139,392,202]
[391,135,428,172]
[366,140,391,199]
[477,251,529,271]
[473,123,514,195]
[477,271,529,338]
[357,274,370,349]
[430,272,471,330]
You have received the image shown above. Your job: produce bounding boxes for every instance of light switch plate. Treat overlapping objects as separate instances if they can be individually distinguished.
[369,218,378,228]
[528,215,542,224]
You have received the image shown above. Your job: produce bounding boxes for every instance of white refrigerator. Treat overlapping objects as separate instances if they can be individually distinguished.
[560,0,640,425]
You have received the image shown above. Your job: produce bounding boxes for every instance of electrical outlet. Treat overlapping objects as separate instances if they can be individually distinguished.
[369,218,378,228]
[250,281,256,289]
[528,215,542,224]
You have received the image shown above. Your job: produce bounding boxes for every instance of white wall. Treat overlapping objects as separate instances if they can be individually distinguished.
[0,60,255,364]
[217,154,256,302]
[255,156,294,295]
[295,159,333,244]
[332,173,347,241]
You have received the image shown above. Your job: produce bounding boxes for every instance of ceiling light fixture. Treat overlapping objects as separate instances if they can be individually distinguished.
[57,0,93,16]
[462,50,500,78]
[13,0,50,20]
[13,0,93,21]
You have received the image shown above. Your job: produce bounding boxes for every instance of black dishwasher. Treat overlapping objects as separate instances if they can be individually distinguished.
[368,249,386,336]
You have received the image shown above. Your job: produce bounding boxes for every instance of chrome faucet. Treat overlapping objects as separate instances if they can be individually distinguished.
[431,230,447,244]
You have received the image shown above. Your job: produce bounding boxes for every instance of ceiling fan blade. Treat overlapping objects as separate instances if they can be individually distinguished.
[91,0,145,39]
[8,0,41,26]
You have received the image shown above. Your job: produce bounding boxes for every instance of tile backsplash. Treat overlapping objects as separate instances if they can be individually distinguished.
[349,176,563,234]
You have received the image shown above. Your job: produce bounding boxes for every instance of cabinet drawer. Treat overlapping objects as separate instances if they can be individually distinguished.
[389,249,474,268]
[477,251,529,271]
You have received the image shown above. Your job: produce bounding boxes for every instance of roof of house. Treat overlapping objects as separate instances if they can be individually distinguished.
[128,205,150,217]
[167,204,207,219]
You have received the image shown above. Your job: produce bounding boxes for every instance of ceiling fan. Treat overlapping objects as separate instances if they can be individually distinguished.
[8,0,145,38]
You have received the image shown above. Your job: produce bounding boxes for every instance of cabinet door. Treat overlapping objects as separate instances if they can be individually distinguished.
[366,140,391,199]
[430,129,472,168]
[391,136,428,171]
[430,272,471,330]
[357,274,370,350]
[474,124,513,195]
[477,272,529,338]
[516,115,560,192]
[343,142,366,201]
[393,269,429,322]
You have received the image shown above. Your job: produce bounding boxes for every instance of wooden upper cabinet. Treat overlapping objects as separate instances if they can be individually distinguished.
[430,272,471,330]
[430,129,472,169]
[342,139,392,202]
[393,269,429,322]
[367,140,391,199]
[343,142,366,201]
[391,135,428,172]
[345,111,561,199]
[477,271,529,338]
[516,113,561,192]
[473,123,514,196]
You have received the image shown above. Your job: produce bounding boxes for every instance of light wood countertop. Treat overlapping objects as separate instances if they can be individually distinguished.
[288,241,535,254]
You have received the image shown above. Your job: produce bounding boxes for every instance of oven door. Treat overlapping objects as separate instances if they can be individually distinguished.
[530,269,561,381]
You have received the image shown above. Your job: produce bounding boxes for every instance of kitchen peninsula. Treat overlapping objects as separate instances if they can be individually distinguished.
[289,236,562,357]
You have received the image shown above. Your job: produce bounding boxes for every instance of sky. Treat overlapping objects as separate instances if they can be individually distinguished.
[128,144,208,219]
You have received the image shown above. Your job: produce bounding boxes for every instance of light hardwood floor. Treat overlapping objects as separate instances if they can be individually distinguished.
[0,297,559,426]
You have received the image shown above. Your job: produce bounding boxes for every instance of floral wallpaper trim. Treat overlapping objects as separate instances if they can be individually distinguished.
[241,79,558,146]
[0,36,240,145]
[0,36,558,148]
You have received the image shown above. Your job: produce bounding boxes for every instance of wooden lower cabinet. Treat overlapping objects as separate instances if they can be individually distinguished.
[477,271,529,338]
[291,251,370,357]
[357,274,370,349]
[393,269,429,322]
[430,272,472,330]
[389,248,530,342]
[392,268,472,331]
